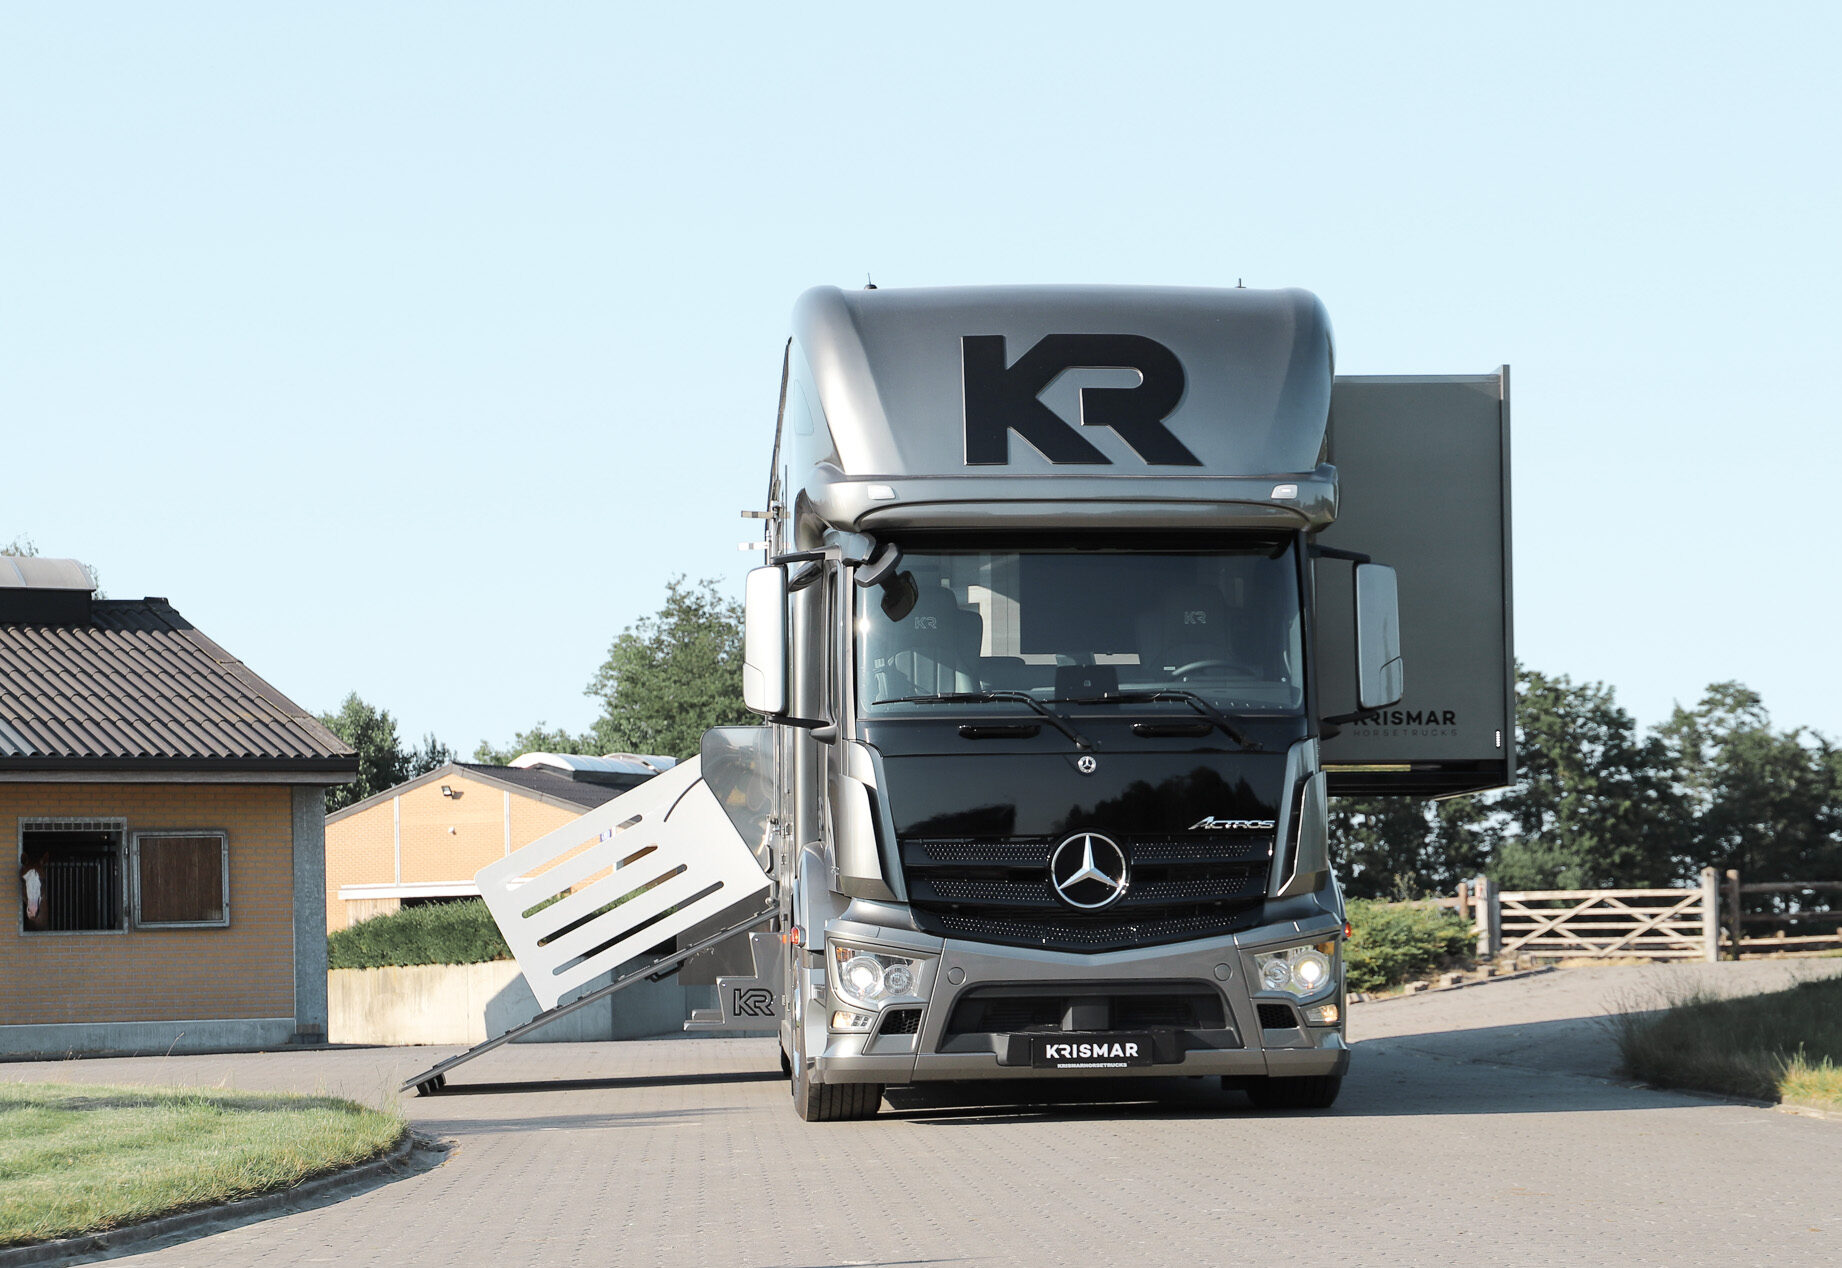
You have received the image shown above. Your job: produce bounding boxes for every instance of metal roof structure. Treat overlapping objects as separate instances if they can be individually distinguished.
[0,598,357,779]
[509,751,678,777]
[0,557,94,591]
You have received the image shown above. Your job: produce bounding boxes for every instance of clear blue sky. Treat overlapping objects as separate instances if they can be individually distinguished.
[4,3,1838,752]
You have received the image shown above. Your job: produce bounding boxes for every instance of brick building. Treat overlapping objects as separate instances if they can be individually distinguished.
[1,558,357,1056]
[324,753,672,931]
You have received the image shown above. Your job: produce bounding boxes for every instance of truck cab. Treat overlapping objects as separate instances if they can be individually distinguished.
[740,284,1513,1119]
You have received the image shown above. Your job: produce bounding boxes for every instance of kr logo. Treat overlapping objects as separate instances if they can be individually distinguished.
[962,333,1199,466]
[731,987,775,1018]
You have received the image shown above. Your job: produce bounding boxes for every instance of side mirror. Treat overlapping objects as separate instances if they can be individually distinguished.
[742,566,787,716]
[1354,563,1405,710]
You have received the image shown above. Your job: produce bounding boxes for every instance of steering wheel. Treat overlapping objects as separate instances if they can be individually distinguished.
[1170,659,1260,680]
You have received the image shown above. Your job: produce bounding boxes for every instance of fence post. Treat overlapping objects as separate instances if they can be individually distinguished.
[1700,867,1720,963]
[1474,876,1500,961]
[1725,869,1742,961]
[1457,879,1471,922]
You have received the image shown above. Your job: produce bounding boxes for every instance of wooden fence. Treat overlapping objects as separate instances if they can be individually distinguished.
[1452,869,1840,962]
[1724,873,1842,956]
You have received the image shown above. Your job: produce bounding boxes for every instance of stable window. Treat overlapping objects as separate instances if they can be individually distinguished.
[132,832,230,927]
[18,818,128,934]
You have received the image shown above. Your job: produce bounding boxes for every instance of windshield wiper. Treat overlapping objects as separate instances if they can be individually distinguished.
[873,691,1094,751]
[1057,689,1263,751]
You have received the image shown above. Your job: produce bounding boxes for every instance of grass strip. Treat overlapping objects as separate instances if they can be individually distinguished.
[1610,974,1842,1109]
[0,1082,404,1248]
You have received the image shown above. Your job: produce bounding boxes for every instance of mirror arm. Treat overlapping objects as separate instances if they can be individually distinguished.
[780,715,837,743]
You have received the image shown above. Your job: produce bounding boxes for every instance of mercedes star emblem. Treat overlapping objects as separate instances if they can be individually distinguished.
[1049,832,1129,909]
[1076,754,1098,774]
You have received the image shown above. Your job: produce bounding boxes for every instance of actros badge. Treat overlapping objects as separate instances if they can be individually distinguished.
[963,333,1199,466]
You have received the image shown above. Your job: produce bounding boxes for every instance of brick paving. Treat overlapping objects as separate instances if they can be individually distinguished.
[6,959,1841,1267]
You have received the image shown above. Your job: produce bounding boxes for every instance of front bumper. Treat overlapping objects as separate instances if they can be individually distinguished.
[815,911,1348,1084]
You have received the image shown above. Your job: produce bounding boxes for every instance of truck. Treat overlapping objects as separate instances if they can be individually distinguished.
[405,283,1513,1122]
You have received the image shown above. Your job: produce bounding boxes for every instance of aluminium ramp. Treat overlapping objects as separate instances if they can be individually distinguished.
[400,757,772,1093]
[479,756,772,1011]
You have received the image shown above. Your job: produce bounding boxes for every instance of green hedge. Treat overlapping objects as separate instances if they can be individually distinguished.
[328,898,511,969]
[1344,898,1473,992]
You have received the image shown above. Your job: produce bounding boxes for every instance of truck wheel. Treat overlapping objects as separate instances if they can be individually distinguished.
[788,994,881,1120]
[795,1072,884,1122]
[1241,1074,1342,1109]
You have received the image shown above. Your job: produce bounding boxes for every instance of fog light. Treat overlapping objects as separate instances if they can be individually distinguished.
[831,1009,873,1032]
[1303,1002,1340,1026]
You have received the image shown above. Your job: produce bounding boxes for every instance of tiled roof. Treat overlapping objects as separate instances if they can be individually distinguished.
[0,599,356,771]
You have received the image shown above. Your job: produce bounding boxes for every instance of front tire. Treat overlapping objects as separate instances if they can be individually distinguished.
[789,992,881,1120]
[1242,1074,1342,1109]
[795,1073,884,1121]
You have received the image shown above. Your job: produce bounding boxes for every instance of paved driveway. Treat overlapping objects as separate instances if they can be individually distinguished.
[8,959,1841,1267]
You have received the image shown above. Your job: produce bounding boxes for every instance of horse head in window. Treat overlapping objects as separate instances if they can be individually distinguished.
[20,852,51,931]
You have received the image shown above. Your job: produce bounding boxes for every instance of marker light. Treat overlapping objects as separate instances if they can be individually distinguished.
[831,1010,873,1032]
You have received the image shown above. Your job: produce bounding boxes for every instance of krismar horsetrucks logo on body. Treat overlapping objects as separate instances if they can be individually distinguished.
[1049,832,1130,909]
[962,334,1199,466]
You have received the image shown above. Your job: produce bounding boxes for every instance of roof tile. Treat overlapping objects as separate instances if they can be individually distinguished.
[0,599,355,768]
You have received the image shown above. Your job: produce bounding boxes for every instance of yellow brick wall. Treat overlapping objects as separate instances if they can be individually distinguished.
[323,772,588,931]
[1,783,296,1026]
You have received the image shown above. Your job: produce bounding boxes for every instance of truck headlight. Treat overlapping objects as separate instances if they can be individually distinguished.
[1254,941,1340,1000]
[828,941,926,1012]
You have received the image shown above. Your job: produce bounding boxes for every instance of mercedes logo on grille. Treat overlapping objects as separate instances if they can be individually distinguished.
[1049,832,1129,910]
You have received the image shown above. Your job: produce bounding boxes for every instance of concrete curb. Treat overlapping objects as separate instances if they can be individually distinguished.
[0,1129,446,1266]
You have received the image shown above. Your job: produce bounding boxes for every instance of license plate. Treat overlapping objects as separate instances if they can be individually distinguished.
[1029,1033,1156,1069]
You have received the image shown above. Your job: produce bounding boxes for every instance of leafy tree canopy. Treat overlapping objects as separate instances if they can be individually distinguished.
[320,692,454,812]
[583,576,750,760]
[472,723,597,767]
[1657,682,1841,881]
[1330,666,1841,897]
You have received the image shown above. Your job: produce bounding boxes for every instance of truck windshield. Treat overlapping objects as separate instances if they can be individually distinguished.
[856,541,1304,716]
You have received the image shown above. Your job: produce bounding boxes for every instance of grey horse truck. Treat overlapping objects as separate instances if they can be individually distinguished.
[405,285,1513,1120]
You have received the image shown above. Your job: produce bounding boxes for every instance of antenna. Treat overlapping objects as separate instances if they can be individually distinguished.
[864,273,878,290]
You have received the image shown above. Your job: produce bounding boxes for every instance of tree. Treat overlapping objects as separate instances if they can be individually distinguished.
[585,576,751,759]
[472,722,597,767]
[1486,667,1683,889]
[2,535,37,556]
[1657,682,1841,883]
[319,693,453,812]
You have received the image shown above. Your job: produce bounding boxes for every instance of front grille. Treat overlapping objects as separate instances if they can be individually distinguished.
[946,984,1227,1038]
[902,831,1273,953]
